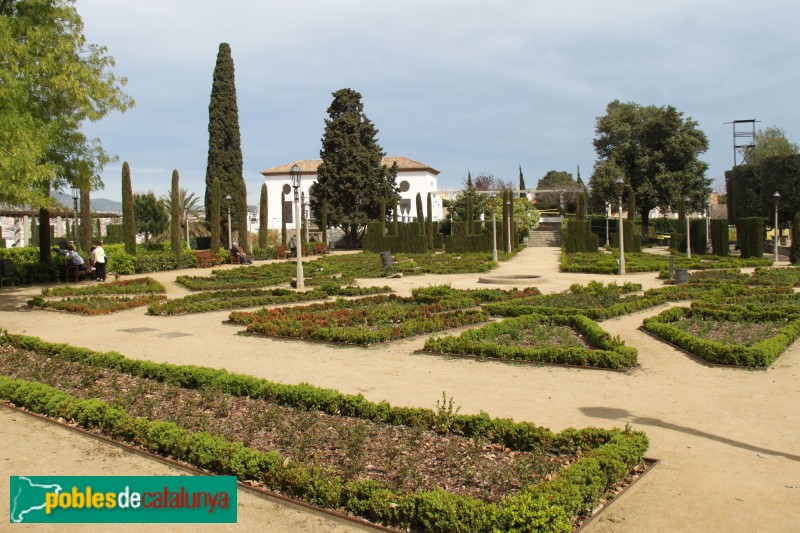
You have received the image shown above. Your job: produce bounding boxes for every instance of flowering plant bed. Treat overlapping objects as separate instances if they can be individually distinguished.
[27,294,167,315]
[424,314,638,369]
[41,276,166,296]
[30,277,168,315]
[176,252,501,291]
[146,285,391,316]
[484,281,665,320]
[561,251,770,275]
[230,294,490,345]
[0,332,650,532]
[642,306,800,367]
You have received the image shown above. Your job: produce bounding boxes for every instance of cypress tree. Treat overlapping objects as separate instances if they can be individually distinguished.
[426,192,434,249]
[380,198,386,234]
[122,162,136,255]
[393,200,399,236]
[281,191,287,245]
[171,170,181,257]
[210,177,221,252]
[519,166,526,193]
[321,201,328,244]
[237,179,249,253]
[79,187,90,252]
[204,43,244,241]
[416,193,425,237]
[791,212,800,264]
[258,183,268,250]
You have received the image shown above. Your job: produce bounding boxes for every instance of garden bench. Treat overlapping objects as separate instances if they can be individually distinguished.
[275,246,288,260]
[63,257,91,282]
[195,250,220,268]
[313,242,330,255]
[229,252,241,265]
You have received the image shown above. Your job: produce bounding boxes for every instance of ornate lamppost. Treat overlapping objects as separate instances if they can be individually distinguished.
[705,198,711,254]
[290,164,304,289]
[684,196,691,259]
[225,194,232,249]
[491,193,498,262]
[615,177,625,275]
[505,192,512,254]
[71,186,80,250]
[605,201,611,247]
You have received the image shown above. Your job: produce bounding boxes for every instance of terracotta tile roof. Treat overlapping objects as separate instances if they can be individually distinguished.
[261,156,439,176]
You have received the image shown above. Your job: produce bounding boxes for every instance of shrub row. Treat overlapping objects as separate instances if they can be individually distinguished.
[0,374,647,532]
[27,295,167,315]
[561,251,771,275]
[641,306,800,367]
[0,332,638,454]
[0,334,648,532]
[424,314,638,369]
[485,293,667,320]
[42,277,166,296]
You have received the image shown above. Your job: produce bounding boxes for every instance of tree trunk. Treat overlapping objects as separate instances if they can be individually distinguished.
[640,208,650,244]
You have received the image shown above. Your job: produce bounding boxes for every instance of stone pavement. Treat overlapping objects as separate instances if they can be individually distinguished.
[0,246,798,532]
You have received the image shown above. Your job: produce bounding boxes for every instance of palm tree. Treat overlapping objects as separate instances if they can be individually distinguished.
[160,188,207,244]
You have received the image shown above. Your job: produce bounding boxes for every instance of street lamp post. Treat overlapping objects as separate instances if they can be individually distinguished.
[505,192,512,254]
[605,202,611,247]
[774,191,781,263]
[491,194,498,262]
[705,199,711,254]
[684,196,691,259]
[615,177,625,275]
[71,187,80,250]
[225,194,232,249]
[290,165,304,290]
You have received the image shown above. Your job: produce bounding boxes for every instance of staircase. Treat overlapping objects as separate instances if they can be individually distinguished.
[528,222,562,247]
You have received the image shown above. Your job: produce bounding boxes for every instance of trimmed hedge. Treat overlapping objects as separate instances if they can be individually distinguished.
[0,332,648,532]
[642,306,800,367]
[424,314,638,369]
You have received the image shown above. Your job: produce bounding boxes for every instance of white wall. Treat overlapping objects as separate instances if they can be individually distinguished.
[262,171,443,230]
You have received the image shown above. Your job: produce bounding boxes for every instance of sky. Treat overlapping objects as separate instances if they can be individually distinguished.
[76,0,800,208]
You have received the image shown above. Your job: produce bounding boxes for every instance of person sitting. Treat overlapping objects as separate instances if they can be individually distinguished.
[230,243,251,264]
[64,245,86,281]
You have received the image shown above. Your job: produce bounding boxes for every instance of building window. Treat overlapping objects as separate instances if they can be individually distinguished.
[399,180,410,192]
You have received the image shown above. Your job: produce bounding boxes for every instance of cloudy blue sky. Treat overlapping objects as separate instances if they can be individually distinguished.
[77,0,799,207]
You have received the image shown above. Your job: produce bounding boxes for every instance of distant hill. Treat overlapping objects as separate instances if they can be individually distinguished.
[51,192,122,213]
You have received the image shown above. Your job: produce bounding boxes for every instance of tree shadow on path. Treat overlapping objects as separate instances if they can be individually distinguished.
[581,406,800,463]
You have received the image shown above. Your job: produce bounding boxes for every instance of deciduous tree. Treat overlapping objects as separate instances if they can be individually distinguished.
[590,100,710,240]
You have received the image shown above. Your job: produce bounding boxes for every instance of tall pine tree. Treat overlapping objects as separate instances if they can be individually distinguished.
[205,43,244,240]
[310,88,399,248]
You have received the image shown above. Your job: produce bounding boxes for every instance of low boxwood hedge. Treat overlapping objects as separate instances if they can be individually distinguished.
[642,306,800,367]
[424,314,637,369]
[0,332,649,532]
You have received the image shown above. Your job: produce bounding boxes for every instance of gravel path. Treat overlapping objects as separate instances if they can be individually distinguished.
[1,247,798,532]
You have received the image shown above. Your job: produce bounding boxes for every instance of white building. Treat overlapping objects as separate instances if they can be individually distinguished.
[259,156,443,230]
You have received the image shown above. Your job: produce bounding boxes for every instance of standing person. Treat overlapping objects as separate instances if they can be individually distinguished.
[91,240,107,282]
[288,234,297,258]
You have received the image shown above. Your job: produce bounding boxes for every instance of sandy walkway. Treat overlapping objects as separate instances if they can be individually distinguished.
[1,247,799,532]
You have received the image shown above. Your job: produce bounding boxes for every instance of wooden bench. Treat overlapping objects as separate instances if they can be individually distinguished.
[195,250,220,268]
[63,257,91,282]
[313,242,330,255]
[229,252,241,265]
[275,246,288,260]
